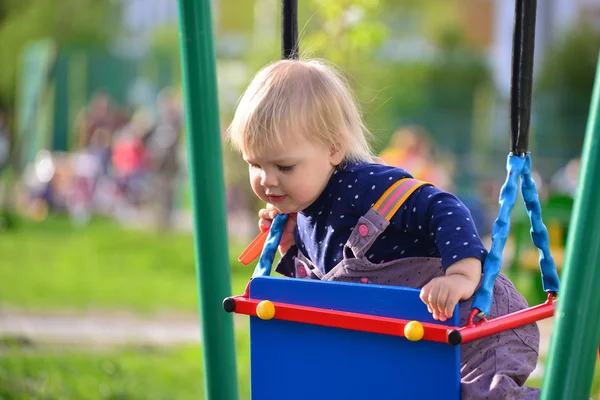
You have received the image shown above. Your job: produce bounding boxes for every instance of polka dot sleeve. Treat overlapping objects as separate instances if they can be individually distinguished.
[391,185,488,269]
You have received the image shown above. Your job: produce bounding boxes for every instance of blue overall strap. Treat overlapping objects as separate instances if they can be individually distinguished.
[252,213,289,278]
[473,153,559,315]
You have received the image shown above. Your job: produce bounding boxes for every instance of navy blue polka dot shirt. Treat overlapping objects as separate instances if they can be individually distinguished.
[294,162,487,275]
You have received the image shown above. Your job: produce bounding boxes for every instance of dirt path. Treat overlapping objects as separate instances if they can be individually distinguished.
[0,310,555,353]
[0,311,203,346]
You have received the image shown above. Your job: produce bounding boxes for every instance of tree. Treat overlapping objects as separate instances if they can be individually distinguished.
[538,24,600,96]
[296,0,490,153]
[536,23,600,162]
[0,0,119,109]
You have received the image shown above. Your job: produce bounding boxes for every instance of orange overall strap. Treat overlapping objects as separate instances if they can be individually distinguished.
[372,178,431,221]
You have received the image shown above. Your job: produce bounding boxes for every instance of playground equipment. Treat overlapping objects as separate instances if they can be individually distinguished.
[175,0,600,398]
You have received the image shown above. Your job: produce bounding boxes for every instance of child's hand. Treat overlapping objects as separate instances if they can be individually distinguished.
[419,257,481,322]
[258,204,297,255]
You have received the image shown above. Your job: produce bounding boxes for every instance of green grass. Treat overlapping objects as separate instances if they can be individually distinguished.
[0,214,550,314]
[0,216,252,314]
[0,324,251,400]
[0,334,597,399]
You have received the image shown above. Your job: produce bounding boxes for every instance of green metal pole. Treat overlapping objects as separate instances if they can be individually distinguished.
[176,1,238,399]
[541,55,600,399]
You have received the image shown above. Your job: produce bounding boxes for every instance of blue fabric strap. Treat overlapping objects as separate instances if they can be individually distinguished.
[473,153,560,315]
[252,213,289,278]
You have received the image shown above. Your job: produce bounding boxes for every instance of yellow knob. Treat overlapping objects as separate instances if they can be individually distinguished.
[256,300,275,320]
[404,321,424,341]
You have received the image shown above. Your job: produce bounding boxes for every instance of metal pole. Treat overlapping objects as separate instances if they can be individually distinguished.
[541,55,600,399]
[281,0,299,59]
[175,1,238,399]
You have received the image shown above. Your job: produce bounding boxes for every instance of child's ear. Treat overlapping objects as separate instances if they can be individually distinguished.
[329,145,344,166]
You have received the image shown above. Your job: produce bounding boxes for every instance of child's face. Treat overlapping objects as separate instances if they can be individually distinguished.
[243,136,342,214]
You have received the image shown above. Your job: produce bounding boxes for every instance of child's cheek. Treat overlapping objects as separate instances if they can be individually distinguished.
[249,173,263,196]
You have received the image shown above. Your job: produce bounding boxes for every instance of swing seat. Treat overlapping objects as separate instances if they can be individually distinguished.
[225,275,557,399]
[234,276,461,400]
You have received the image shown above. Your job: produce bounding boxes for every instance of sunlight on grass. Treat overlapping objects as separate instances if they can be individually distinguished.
[0,322,251,400]
[0,216,252,313]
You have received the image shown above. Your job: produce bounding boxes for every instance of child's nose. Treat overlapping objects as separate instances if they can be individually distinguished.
[260,170,277,187]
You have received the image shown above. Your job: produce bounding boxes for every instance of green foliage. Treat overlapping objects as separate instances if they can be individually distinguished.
[364,49,491,153]
[299,0,390,146]
[535,24,600,161]
[0,0,119,107]
[303,0,388,66]
[538,24,600,96]
[149,26,182,85]
[428,28,491,100]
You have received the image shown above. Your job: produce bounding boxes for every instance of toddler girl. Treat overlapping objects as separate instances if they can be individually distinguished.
[228,59,540,399]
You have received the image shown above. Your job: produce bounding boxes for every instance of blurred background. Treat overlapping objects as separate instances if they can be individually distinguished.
[0,0,599,398]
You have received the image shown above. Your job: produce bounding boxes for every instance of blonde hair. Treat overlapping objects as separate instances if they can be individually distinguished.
[227,59,374,163]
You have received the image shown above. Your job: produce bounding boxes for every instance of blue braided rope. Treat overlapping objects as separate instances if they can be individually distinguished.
[520,154,560,293]
[473,153,561,315]
[252,213,289,278]
[473,155,525,315]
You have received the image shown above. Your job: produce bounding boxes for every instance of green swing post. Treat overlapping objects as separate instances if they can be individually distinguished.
[176,1,238,399]
[541,55,600,399]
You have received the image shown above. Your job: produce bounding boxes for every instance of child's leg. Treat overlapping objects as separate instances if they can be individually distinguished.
[460,329,540,399]
[460,274,540,399]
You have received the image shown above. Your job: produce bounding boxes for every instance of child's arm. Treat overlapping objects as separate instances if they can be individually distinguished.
[392,185,485,321]
[419,257,481,322]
